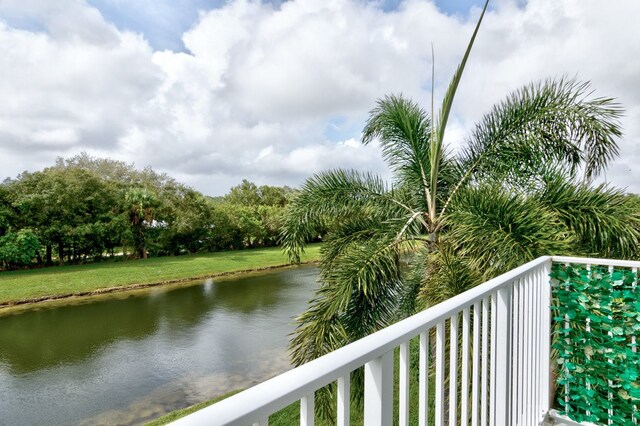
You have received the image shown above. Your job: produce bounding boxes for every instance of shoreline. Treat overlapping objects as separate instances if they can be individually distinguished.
[0,260,319,310]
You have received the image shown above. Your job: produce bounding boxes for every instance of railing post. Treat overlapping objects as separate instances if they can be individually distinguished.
[495,285,512,424]
[364,350,393,426]
[540,260,552,419]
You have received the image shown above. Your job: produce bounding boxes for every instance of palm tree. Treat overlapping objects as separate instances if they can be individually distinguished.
[280,1,640,407]
[125,188,159,259]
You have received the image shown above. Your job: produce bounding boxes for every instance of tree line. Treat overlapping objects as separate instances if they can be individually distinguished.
[0,153,295,270]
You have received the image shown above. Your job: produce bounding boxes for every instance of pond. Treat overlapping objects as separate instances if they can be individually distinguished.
[0,265,319,426]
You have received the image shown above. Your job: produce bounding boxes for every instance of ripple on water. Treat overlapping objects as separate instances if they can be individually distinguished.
[75,346,293,425]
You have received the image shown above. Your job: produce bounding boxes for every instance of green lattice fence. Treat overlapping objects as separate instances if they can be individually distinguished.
[551,263,640,425]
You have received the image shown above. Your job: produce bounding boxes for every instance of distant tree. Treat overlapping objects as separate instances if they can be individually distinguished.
[208,203,245,250]
[159,189,220,254]
[259,185,291,207]
[0,152,297,268]
[223,180,293,247]
[225,179,292,207]
[225,180,261,206]
[0,183,16,237]
[257,205,285,246]
[11,167,120,265]
[55,153,139,184]
[125,188,160,259]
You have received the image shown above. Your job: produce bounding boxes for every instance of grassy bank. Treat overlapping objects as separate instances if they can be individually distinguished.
[0,244,321,306]
[145,390,243,426]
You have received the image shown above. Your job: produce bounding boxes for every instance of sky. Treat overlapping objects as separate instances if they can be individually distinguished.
[0,0,638,196]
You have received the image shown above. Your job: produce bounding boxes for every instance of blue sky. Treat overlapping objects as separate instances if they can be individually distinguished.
[89,0,488,52]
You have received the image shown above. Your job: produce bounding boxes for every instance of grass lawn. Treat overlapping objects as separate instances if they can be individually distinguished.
[0,244,321,306]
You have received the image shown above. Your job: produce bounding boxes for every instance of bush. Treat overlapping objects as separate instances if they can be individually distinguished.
[0,229,40,269]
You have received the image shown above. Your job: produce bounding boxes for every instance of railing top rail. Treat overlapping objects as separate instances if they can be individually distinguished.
[170,255,553,426]
[551,255,640,269]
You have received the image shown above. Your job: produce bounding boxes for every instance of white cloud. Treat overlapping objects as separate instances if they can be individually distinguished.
[0,0,162,166]
[1,0,639,195]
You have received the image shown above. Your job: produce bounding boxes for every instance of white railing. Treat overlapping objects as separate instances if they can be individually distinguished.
[170,256,639,426]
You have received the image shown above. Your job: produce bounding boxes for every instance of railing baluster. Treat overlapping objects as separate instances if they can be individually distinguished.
[399,341,410,426]
[472,302,480,426]
[462,307,470,426]
[511,278,521,426]
[301,393,314,426]
[419,331,429,426]
[528,271,536,426]
[436,321,445,425]
[495,285,511,425]
[364,350,393,426]
[522,275,529,426]
[538,267,546,421]
[516,278,527,424]
[526,271,534,426]
[481,297,489,426]
[490,293,498,425]
[540,260,552,420]
[532,269,541,423]
[337,374,350,426]
[450,314,459,426]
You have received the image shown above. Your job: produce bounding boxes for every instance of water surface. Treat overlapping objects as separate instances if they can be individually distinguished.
[0,265,318,425]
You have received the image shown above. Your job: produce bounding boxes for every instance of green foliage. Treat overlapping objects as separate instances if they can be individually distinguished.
[417,246,482,308]
[460,78,623,186]
[0,183,16,237]
[225,179,292,207]
[447,184,574,277]
[0,229,40,268]
[1,152,293,268]
[537,173,640,259]
[551,264,640,425]
[125,188,161,258]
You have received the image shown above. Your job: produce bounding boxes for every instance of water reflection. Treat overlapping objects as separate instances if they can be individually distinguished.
[0,265,318,426]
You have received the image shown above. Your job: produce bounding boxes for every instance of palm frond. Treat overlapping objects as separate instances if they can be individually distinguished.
[447,184,574,277]
[361,95,434,210]
[458,78,623,186]
[362,95,431,177]
[418,246,483,308]
[280,169,392,262]
[361,94,461,216]
[536,171,640,259]
[432,0,489,204]
[288,236,405,419]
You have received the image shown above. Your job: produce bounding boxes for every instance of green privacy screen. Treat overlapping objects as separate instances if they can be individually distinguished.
[551,263,640,425]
